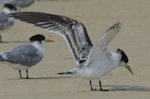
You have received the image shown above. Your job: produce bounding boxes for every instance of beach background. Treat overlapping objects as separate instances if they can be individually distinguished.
[0,0,150,98]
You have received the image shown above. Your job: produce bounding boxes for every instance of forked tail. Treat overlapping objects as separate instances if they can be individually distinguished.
[0,54,8,61]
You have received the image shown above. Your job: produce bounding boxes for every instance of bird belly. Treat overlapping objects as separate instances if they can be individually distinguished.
[11,64,29,70]
[79,63,116,80]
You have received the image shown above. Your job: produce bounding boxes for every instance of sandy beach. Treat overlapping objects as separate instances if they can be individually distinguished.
[0,0,150,98]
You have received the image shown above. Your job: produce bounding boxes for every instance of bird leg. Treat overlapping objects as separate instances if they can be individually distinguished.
[19,70,22,79]
[89,80,96,90]
[26,69,29,79]
[89,80,109,91]
[99,80,109,91]
[0,35,2,43]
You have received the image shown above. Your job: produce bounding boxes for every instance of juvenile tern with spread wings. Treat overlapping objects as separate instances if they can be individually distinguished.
[9,12,133,90]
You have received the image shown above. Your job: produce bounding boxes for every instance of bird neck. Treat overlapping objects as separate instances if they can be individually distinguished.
[3,6,20,14]
[31,41,44,53]
[110,52,121,67]
[2,8,12,14]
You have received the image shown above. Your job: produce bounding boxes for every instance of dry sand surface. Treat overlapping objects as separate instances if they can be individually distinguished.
[0,0,150,98]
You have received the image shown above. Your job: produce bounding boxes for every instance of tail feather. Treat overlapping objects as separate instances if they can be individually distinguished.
[57,67,80,75]
[0,54,7,61]
[57,71,74,75]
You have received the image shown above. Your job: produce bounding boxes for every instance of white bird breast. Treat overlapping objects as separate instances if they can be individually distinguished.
[79,58,117,80]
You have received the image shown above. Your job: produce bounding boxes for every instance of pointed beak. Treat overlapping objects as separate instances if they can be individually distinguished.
[125,65,134,75]
[46,39,55,42]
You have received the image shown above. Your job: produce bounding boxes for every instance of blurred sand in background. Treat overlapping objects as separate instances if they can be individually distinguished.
[0,0,150,98]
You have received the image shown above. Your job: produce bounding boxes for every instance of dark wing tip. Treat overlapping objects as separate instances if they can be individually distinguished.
[9,12,81,29]
[106,22,121,32]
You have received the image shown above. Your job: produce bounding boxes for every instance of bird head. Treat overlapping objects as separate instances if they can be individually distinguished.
[3,4,20,14]
[30,34,54,44]
[116,48,134,75]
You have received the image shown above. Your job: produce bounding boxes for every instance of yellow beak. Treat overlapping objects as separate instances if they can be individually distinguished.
[46,39,55,42]
[125,65,134,75]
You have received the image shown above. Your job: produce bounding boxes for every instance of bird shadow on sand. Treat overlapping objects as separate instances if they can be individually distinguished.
[7,76,75,80]
[104,85,150,92]
[28,76,75,80]
[81,84,150,92]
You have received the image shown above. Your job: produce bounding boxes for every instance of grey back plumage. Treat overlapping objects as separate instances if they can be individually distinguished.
[0,0,35,8]
[0,12,15,30]
[0,12,9,22]
[0,0,14,4]
[0,44,43,67]
[11,0,35,8]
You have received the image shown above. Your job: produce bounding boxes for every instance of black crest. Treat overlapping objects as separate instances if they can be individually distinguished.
[4,4,17,11]
[30,34,45,42]
[117,48,128,63]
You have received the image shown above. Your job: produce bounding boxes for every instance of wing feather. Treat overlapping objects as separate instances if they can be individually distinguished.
[85,22,121,66]
[10,12,93,65]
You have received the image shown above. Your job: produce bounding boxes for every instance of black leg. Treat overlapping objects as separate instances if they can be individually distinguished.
[19,70,22,79]
[89,80,96,90]
[0,35,2,43]
[26,69,29,79]
[99,80,109,91]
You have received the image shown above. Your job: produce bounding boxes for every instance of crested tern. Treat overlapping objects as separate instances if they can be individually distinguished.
[9,12,133,90]
[0,34,47,79]
[0,4,20,42]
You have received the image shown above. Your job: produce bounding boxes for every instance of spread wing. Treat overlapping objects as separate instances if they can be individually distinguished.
[85,22,121,66]
[9,12,93,65]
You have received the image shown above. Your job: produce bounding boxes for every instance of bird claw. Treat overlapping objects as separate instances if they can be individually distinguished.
[100,88,109,91]
[91,88,97,91]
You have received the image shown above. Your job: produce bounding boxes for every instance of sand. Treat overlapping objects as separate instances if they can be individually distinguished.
[0,0,150,98]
